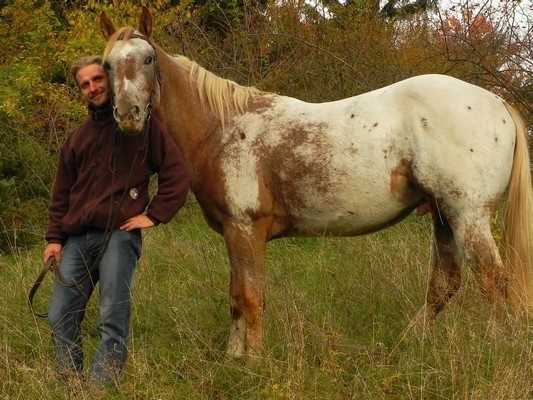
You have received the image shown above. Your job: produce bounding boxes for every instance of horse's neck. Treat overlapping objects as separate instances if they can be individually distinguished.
[156,51,219,163]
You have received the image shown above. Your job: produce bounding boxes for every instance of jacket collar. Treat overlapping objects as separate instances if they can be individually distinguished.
[89,101,114,121]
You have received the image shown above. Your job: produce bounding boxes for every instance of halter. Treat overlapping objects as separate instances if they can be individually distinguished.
[110,31,162,123]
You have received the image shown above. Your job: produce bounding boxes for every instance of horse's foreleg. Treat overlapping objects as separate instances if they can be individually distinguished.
[223,222,267,359]
[410,217,462,332]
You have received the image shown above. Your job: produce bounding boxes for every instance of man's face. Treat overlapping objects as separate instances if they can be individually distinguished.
[76,63,110,107]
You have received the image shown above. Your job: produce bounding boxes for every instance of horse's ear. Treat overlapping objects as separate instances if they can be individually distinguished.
[99,11,116,40]
[139,6,152,38]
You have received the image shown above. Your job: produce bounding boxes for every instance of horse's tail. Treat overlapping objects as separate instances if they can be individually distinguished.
[503,102,533,315]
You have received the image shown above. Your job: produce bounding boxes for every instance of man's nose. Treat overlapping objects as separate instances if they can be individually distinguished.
[89,81,98,91]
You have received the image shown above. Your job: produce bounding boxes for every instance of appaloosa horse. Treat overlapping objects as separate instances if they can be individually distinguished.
[99,8,533,359]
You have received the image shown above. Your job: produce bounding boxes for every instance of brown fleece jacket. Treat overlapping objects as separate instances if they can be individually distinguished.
[45,104,190,245]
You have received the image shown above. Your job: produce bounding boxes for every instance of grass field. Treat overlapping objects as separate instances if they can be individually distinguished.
[1,201,531,399]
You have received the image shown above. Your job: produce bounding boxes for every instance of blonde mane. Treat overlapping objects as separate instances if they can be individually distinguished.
[103,26,262,127]
[172,55,263,127]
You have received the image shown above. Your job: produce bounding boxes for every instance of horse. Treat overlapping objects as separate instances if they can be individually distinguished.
[99,7,533,359]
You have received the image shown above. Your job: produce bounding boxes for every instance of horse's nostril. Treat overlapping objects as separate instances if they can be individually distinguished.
[132,105,142,121]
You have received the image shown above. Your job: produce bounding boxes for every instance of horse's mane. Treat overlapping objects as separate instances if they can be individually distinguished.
[173,55,263,127]
[103,27,263,127]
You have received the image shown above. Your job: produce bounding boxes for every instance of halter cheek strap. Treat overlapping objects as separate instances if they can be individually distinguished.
[127,33,162,87]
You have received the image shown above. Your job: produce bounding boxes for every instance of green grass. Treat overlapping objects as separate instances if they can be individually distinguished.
[1,202,531,399]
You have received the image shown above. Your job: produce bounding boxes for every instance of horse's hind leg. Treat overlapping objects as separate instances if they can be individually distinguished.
[454,220,509,313]
[410,215,462,331]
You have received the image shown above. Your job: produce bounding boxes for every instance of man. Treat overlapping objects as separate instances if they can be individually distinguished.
[43,55,189,384]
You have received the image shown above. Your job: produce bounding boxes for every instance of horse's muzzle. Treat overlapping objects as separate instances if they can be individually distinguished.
[113,104,150,134]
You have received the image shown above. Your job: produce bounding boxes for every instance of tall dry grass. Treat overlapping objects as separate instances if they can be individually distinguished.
[1,202,531,399]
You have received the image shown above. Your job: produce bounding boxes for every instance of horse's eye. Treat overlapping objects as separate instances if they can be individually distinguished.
[103,61,111,71]
[144,56,153,65]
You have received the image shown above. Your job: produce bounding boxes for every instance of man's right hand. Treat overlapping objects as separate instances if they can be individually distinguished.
[43,243,62,268]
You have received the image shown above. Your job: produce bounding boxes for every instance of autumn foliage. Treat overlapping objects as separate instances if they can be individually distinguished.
[0,0,531,251]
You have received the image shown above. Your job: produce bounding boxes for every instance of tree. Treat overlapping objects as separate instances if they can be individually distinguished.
[318,0,439,17]
[0,0,72,251]
[0,0,112,251]
[430,1,532,124]
[380,0,437,17]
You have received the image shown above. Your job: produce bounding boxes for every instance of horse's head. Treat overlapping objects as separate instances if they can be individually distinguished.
[99,7,160,134]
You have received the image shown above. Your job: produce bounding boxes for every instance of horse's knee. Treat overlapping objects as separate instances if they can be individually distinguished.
[230,284,264,321]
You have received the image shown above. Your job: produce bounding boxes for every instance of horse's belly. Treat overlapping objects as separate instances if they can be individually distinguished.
[289,209,415,236]
[286,183,421,236]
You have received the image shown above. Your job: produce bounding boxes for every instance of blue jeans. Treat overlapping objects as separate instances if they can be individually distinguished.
[48,229,141,383]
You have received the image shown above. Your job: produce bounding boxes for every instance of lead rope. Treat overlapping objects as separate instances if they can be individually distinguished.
[28,257,56,318]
